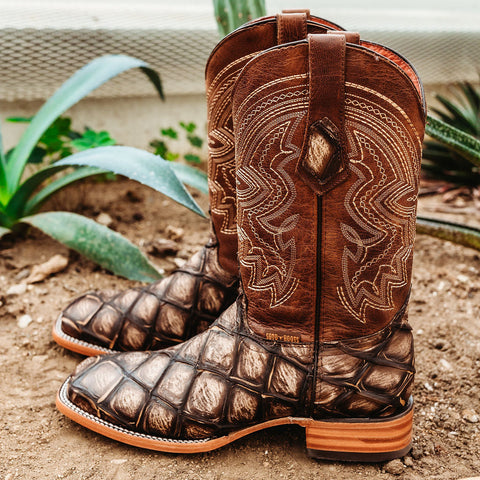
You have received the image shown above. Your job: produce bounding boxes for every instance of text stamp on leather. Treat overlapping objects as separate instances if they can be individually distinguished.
[266,332,300,343]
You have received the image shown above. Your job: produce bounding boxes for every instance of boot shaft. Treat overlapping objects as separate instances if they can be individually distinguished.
[233,34,426,343]
[205,13,345,276]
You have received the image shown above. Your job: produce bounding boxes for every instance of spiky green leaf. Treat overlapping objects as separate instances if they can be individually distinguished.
[22,212,161,282]
[24,166,106,215]
[5,55,163,195]
[169,162,208,194]
[426,116,480,166]
[54,146,205,216]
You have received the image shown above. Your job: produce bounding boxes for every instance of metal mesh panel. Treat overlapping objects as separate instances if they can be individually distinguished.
[0,1,479,102]
[0,1,219,101]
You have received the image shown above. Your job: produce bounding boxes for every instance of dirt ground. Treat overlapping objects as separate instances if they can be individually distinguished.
[0,178,479,480]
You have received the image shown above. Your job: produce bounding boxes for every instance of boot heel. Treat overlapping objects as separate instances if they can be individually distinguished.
[305,402,413,462]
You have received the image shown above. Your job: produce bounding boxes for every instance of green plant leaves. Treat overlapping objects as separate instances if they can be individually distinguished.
[169,162,208,194]
[22,212,161,282]
[54,146,205,216]
[213,0,266,36]
[71,129,116,151]
[5,55,163,196]
[24,166,106,215]
[417,216,480,252]
[426,116,480,167]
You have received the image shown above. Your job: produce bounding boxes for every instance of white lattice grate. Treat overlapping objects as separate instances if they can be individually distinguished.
[0,0,479,102]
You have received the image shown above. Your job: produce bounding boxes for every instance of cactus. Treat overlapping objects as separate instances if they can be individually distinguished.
[213,0,266,37]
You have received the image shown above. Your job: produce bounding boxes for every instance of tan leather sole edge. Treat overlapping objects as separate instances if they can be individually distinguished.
[57,381,413,461]
[52,315,116,357]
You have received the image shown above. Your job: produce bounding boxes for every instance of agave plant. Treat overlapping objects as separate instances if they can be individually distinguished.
[213,0,266,37]
[417,109,480,251]
[423,82,480,185]
[0,55,207,282]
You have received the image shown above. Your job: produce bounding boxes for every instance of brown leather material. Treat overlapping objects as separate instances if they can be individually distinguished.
[327,30,360,44]
[233,39,425,342]
[206,18,340,277]
[55,15,344,356]
[233,45,315,342]
[276,12,308,44]
[300,33,349,195]
[57,15,425,459]
[64,300,414,440]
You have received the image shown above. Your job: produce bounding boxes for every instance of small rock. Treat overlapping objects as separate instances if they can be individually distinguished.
[7,283,27,296]
[173,258,187,268]
[424,382,434,392]
[403,456,414,467]
[166,225,184,241]
[25,254,68,283]
[384,459,404,475]
[410,445,423,459]
[96,212,113,227]
[439,358,453,371]
[462,408,479,423]
[17,314,33,329]
[14,268,30,281]
[457,274,469,283]
[110,459,127,465]
[147,238,179,257]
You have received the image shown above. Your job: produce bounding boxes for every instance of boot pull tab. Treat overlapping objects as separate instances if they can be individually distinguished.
[327,30,360,44]
[276,12,308,44]
[299,33,349,196]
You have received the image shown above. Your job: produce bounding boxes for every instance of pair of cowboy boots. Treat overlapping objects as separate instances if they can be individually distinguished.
[55,10,426,462]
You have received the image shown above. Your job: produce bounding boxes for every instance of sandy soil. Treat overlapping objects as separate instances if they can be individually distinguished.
[0,179,479,480]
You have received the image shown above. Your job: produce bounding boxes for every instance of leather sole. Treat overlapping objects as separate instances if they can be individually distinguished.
[52,315,116,356]
[57,380,413,462]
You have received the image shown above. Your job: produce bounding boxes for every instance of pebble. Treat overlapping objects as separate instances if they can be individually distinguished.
[456,274,469,283]
[424,382,434,392]
[166,225,184,241]
[410,445,423,459]
[173,258,187,268]
[148,238,179,257]
[384,459,404,475]
[439,358,453,371]
[17,314,33,329]
[14,268,30,281]
[110,459,127,465]
[403,456,414,467]
[96,212,114,227]
[7,283,27,296]
[462,409,479,423]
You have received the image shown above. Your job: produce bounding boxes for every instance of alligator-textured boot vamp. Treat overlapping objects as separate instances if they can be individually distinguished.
[53,13,343,356]
[62,299,414,440]
[57,244,238,353]
[58,17,426,461]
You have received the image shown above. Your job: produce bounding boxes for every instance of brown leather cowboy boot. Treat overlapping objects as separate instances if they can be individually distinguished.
[56,30,426,461]
[52,11,345,356]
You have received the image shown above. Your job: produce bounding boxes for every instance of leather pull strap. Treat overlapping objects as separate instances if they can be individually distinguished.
[327,30,360,44]
[276,12,308,44]
[300,33,349,195]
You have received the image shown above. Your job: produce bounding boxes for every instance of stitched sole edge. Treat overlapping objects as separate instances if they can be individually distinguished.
[52,315,118,356]
[57,380,413,459]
